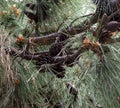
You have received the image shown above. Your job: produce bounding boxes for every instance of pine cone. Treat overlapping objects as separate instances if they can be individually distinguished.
[59,33,68,41]
[105,21,120,32]
[35,54,65,78]
[49,42,63,57]
[35,54,54,70]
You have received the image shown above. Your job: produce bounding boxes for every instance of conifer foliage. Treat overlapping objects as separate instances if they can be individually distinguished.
[0,0,120,108]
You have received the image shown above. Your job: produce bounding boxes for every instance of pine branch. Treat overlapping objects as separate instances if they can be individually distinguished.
[25,9,120,45]
[7,41,104,66]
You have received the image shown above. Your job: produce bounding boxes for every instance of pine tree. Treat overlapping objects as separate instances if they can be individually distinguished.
[0,0,120,108]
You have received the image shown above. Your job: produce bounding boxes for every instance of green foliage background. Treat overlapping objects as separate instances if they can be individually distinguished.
[0,0,120,108]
